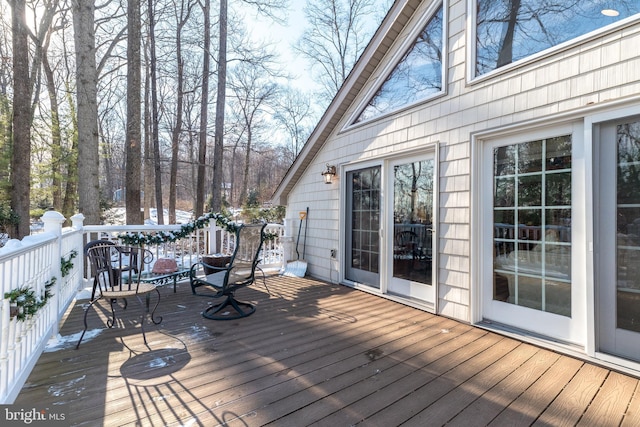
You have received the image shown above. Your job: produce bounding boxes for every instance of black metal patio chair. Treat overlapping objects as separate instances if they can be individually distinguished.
[190,223,267,320]
[77,243,162,348]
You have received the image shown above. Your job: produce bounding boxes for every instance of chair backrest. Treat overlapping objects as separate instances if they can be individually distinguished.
[396,230,418,247]
[84,239,140,273]
[86,244,153,294]
[234,223,267,262]
[86,244,119,295]
[84,239,115,257]
[227,223,267,282]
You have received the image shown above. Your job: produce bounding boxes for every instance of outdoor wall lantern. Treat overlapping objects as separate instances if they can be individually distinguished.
[321,164,337,184]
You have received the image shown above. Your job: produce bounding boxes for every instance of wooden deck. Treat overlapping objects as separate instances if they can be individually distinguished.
[14,275,640,426]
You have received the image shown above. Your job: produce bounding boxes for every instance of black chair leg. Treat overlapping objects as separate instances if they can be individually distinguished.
[148,288,162,325]
[107,298,118,328]
[256,266,270,295]
[202,295,255,320]
[76,300,98,349]
[135,294,148,345]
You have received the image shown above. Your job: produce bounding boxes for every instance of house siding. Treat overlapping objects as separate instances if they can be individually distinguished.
[282,0,640,326]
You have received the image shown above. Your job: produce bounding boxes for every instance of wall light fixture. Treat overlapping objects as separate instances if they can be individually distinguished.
[321,164,337,184]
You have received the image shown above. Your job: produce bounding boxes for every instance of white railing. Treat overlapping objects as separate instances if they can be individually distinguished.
[0,211,79,404]
[0,210,285,404]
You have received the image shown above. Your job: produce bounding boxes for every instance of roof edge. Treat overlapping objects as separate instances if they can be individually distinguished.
[271,0,423,206]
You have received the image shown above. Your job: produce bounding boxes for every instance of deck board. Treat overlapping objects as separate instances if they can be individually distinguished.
[12,275,640,426]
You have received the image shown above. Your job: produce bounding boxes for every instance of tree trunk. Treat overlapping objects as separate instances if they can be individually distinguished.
[143,43,153,220]
[211,0,227,214]
[240,128,251,207]
[169,1,190,224]
[61,76,78,221]
[73,0,101,225]
[148,0,163,224]
[125,0,142,224]
[195,0,210,217]
[10,0,32,237]
[42,35,63,211]
[497,0,521,68]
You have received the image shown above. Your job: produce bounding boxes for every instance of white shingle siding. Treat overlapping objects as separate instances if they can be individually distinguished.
[439,253,469,273]
[282,0,640,324]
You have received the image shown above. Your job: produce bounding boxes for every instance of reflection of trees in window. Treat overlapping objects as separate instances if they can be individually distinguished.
[476,0,640,75]
[394,161,434,223]
[355,5,443,123]
[617,121,640,236]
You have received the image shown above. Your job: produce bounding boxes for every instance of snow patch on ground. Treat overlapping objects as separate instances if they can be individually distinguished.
[45,330,102,352]
[103,208,194,225]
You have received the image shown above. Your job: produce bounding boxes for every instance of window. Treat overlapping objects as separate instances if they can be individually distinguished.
[354,4,444,124]
[476,0,640,76]
[493,136,572,316]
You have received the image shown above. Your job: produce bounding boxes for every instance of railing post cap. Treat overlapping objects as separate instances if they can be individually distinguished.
[41,210,66,223]
[70,213,85,229]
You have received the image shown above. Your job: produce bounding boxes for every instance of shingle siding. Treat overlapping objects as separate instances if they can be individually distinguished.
[282,0,640,324]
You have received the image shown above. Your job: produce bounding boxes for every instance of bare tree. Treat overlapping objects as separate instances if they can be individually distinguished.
[293,0,387,106]
[228,61,277,206]
[41,12,68,212]
[61,26,78,222]
[195,0,211,217]
[209,0,224,215]
[125,0,143,224]
[210,0,288,214]
[273,86,313,162]
[73,0,101,225]
[147,0,163,224]
[169,0,194,223]
[9,0,31,237]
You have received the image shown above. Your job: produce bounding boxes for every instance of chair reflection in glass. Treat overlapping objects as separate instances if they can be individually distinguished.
[393,227,433,283]
[77,243,162,348]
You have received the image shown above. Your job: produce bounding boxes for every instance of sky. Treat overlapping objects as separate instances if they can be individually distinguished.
[238,1,394,95]
[240,2,315,91]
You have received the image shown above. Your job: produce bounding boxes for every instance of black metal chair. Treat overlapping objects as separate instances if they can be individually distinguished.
[84,239,141,300]
[394,230,419,260]
[190,223,267,320]
[77,244,162,348]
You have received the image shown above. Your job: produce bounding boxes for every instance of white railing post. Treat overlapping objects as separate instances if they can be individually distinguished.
[70,213,85,231]
[41,211,65,340]
[69,212,86,300]
[283,217,295,263]
[208,224,217,254]
[0,299,9,400]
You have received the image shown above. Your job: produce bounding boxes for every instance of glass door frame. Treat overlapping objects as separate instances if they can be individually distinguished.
[477,121,587,346]
[340,160,386,291]
[593,112,640,363]
[339,147,439,311]
[385,153,437,307]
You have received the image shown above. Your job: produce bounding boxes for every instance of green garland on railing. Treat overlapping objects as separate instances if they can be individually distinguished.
[118,212,238,246]
[61,250,78,277]
[4,277,56,321]
[118,212,278,246]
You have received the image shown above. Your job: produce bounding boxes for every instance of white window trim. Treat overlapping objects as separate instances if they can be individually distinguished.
[343,0,448,130]
[466,1,640,84]
[339,158,386,290]
[472,121,587,346]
